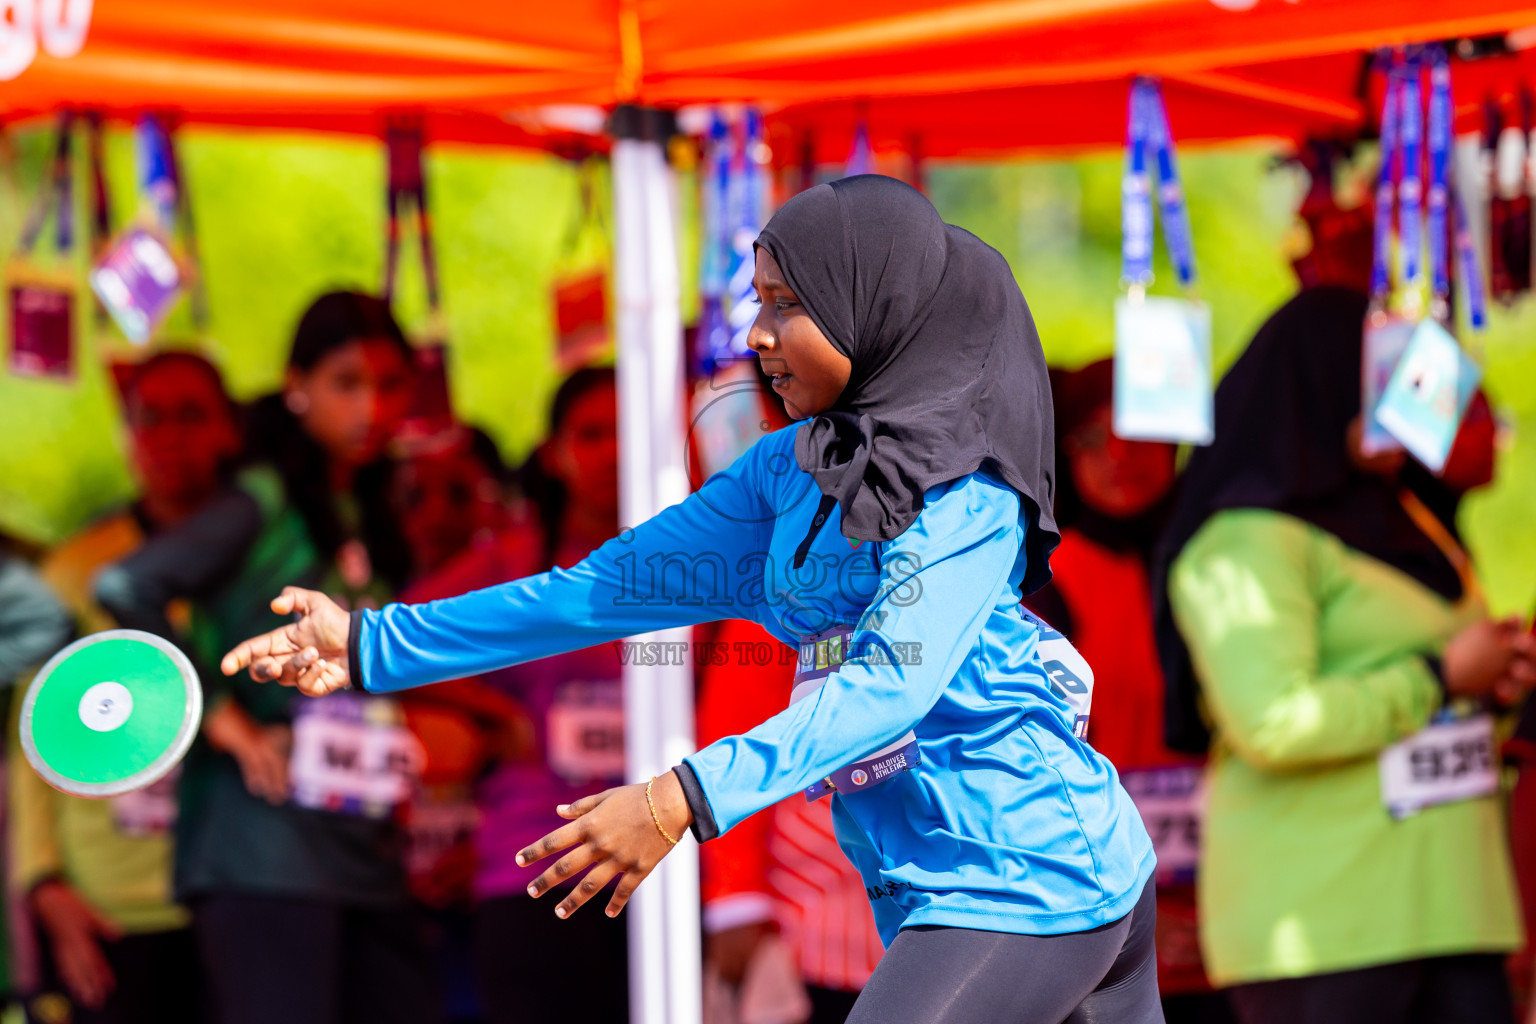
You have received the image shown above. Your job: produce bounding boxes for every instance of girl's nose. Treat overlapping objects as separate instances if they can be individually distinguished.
[746,315,774,353]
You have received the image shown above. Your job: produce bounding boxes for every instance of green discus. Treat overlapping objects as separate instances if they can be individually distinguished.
[21,629,202,797]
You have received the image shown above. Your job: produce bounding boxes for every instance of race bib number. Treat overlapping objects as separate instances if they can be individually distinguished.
[1120,764,1203,885]
[546,680,625,783]
[1379,714,1498,819]
[403,793,480,880]
[110,767,179,838]
[290,694,423,818]
[794,625,920,801]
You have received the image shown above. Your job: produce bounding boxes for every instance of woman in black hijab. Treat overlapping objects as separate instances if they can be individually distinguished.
[1152,285,1532,1023]
[224,176,1161,1024]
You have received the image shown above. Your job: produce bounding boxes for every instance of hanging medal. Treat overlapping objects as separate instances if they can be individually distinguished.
[1113,77,1213,446]
[90,116,189,346]
[689,108,773,479]
[1360,57,1415,456]
[8,112,78,380]
[1369,47,1484,474]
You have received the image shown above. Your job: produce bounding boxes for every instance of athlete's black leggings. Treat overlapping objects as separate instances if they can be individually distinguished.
[847,876,1163,1024]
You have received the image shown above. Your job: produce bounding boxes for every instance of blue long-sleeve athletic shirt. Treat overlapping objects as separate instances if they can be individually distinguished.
[351,425,1155,942]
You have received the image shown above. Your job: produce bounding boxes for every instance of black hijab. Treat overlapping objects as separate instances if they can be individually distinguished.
[755,175,1059,596]
[1151,286,1466,753]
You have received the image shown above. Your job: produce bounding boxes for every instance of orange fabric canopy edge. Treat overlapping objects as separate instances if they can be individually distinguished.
[4,0,1536,152]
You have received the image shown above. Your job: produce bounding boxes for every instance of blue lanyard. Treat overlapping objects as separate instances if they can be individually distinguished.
[1122,80,1154,286]
[1373,48,1485,328]
[726,109,765,358]
[700,111,732,301]
[1148,83,1197,288]
[1370,61,1401,301]
[136,115,177,235]
[1398,54,1425,287]
[1121,78,1196,289]
[1425,49,1452,303]
[18,112,75,256]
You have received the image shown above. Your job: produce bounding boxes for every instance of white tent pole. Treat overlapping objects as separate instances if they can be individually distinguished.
[611,107,703,1024]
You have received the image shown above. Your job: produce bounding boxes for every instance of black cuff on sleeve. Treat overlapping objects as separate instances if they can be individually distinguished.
[347,610,365,692]
[672,762,719,843]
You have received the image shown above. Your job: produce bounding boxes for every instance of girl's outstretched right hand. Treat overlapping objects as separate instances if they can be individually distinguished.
[220,586,353,696]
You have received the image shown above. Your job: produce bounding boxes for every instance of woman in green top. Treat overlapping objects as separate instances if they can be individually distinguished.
[97,293,439,1024]
[1152,286,1535,1023]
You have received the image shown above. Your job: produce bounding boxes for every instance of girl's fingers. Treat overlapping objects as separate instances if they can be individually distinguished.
[556,861,620,919]
[226,634,293,678]
[556,788,615,819]
[270,586,315,616]
[516,820,585,869]
[248,655,291,683]
[528,845,601,899]
[294,655,345,697]
[604,862,651,918]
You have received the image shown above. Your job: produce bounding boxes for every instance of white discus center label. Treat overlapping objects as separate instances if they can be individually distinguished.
[80,682,133,732]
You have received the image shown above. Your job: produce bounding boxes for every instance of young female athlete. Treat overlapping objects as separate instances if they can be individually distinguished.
[221,175,1162,1023]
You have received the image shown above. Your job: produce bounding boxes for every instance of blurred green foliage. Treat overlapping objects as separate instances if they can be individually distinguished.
[1,129,1532,615]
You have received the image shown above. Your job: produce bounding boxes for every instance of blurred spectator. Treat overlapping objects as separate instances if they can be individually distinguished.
[0,545,71,1020]
[1505,678,1536,1021]
[0,550,71,689]
[1154,287,1530,1024]
[390,428,532,1024]
[391,427,512,578]
[12,351,239,1024]
[95,292,440,1024]
[404,366,625,1024]
[1025,360,1233,1024]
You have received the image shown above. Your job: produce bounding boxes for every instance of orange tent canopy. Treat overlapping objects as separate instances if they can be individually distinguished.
[6,0,1536,149]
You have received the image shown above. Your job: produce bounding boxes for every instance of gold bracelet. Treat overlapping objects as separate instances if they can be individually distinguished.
[646,775,679,846]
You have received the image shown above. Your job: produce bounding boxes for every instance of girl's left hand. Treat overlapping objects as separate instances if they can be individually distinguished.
[517,770,693,919]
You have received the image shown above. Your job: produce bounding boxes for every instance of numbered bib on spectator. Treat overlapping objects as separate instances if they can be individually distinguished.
[110,766,179,837]
[546,679,625,783]
[794,625,920,801]
[290,693,423,818]
[1120,764,1203,885]
[1379,714,1497,819]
